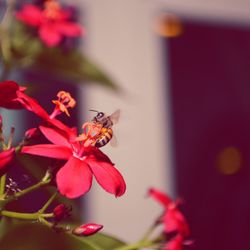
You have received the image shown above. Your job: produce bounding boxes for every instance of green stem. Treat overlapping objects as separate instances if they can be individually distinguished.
[1,210,54,220]
[140,221,158,242]
[39,192,57,213]
[0,174,6,195]
[39,217,54,228]
[5,169,52,203]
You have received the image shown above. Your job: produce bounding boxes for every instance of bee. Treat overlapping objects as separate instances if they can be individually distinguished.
[90,109,120,148]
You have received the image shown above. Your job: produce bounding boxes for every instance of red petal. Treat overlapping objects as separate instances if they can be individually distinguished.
[56,21,82,36]
[148,188,173,207]
[17,91,73,133]
[0,148,15,170]
[163,209,190,236]
[163,234,184,250]
[15,4,43,27]
[22,144,72,159]
[39,23,62,47]
[16,91,49,120]
[56,156,93,198]
[39,126,71,147]
[88,159,126,197]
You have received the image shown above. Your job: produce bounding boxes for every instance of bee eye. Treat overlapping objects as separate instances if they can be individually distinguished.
[97,112,104,118]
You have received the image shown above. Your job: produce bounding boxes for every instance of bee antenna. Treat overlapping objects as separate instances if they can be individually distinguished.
[89,109,99,113]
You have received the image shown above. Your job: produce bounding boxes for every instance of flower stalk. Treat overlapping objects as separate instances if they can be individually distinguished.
[0,174,7,195]
[0,210,54,220]
[39,192,58,214]
[2,169,52,203]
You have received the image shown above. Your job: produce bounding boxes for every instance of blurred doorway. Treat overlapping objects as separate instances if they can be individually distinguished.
[166,18,250,249]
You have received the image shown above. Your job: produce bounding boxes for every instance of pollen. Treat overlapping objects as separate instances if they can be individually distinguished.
[52,91,76,117]
[43,0,62,20]
[75,122,102,147]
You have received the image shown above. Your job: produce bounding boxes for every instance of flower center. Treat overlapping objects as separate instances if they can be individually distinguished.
[73,151,87,161]
[75,122,102,147]
[43,0,62,20]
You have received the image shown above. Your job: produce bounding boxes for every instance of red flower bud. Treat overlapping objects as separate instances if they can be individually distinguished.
[24,128,38,140]
[72,223,103,236]
[53,204,71,221]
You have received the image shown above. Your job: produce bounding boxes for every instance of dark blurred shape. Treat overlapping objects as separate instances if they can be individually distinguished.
[216,146,242,175]
[154,12,183,38]
[165,19,250,250]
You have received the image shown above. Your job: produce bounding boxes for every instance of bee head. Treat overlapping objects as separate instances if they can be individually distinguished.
[90,110,105,122]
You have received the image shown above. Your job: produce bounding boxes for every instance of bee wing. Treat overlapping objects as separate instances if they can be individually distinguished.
[109,109,121,124]
[110,134,119,147]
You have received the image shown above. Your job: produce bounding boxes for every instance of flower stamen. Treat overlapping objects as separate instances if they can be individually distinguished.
[51,91,76,117]
[43,0,62,20]
[75,122,102,147]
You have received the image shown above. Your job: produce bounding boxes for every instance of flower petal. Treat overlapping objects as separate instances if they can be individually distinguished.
[88,159,126,197]
[56,21,82,36]
[56,156,93,198]
[163,209,190,236]
[148,188,173,207]
[39,23,62,47]
[163,234,184,250]
[39,126,71,147]
[22,144,71,160]
[15,4,43,27]
[16,91,49,120]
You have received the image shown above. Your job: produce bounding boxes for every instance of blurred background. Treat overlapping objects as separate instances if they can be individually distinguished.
[1,0,250,249]
[79,0,250,249]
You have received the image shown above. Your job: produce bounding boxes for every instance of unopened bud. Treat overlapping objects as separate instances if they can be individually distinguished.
[25,128,38,140]
[53,204,72,221]
[72,223,103,236]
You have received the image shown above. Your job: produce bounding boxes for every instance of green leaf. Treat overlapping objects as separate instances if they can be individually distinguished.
[32,48,119,90]
[87,232,126,249]
[0,222,102,250]
[10,22,43,66]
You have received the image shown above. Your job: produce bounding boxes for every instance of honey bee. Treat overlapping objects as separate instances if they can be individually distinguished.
[90,109,120,148]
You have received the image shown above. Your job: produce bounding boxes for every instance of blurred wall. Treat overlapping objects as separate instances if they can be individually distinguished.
[77,0,174,242]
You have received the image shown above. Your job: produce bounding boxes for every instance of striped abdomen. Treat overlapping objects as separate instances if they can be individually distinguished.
[95,128,113,148]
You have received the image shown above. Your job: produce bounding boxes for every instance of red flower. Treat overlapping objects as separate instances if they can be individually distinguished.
[0,148,15,175]
[16,0,82,47]
[72,223,103,236]
[148,188,190,236]
[21,125,126,198]
[0,81,26,109]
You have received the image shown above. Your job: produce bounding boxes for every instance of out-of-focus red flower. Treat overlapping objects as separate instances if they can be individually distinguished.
[72,223,103,236]
[21,125,126,199]
[163,234,193,250]
[16,0,83,47]
[163,234,183,250]
[0,81,26,109]
[149,188,192,250]
[0,148,15,175]
[148,188,190,236]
